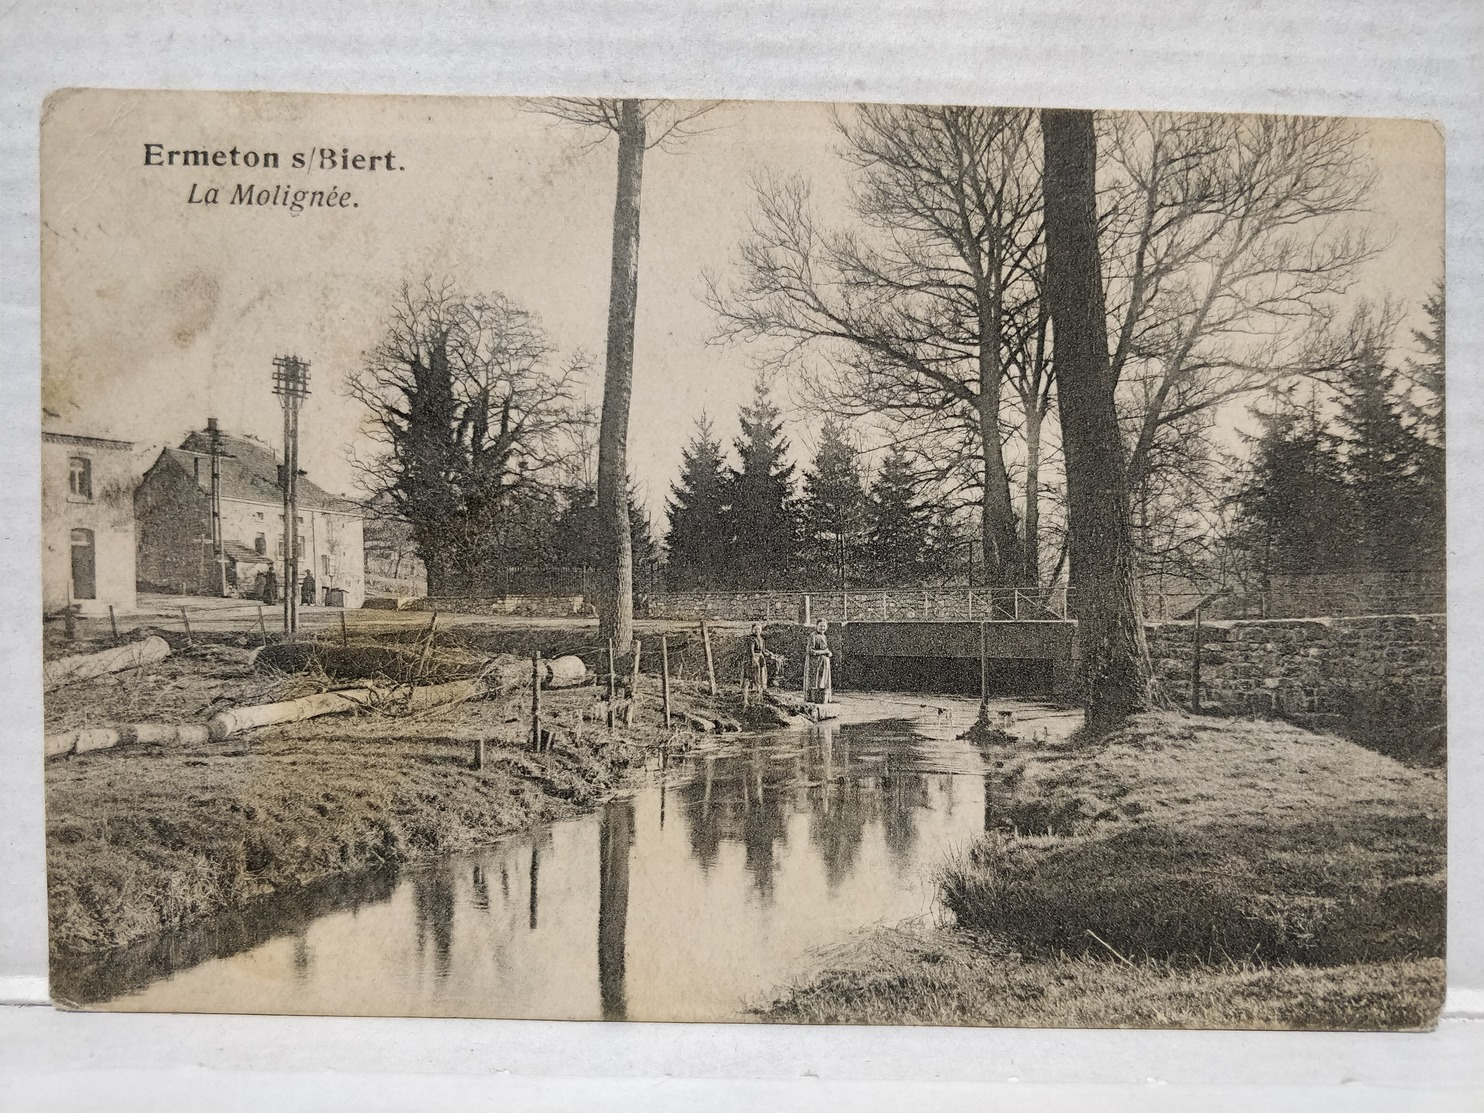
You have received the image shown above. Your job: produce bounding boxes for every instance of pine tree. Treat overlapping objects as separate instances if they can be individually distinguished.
[726,381,799,588]
[800,418,868,588]
[1333,340,1428,572]
[1404,284,1446,570]
[664,414,731,590]
[553,479,660,590]
[865,450,930,585]
[1231,392,1362,576]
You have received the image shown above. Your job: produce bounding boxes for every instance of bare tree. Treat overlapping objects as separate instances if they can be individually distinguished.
[708,105,1049,586]
[1100,112,1376,573]
[531,98,719,649]
[346,279,585,594]
[1041,108,1151,733]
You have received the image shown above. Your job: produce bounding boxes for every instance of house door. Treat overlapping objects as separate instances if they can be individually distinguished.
[70,528,96,600]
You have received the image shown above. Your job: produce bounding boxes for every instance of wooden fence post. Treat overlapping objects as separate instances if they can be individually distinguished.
[1191,606,1203,715]
[108,605,118,640]
[180,605,193,644]
[701,620,717,696]
[607,638,617,729]
[531,651,543,749]
[660,635,673,728]
[340,608,349,646]
[973,620,985,706]
[626,640,641,727]
[474,737,485,771]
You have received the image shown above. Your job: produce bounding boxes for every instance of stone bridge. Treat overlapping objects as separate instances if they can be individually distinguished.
[823,619,1078,697]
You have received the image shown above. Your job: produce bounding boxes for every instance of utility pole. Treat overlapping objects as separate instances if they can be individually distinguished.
[273,355,311,635]
[207,418,227,596]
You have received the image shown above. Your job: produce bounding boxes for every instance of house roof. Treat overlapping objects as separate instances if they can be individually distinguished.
[222,540,270,564]
[169,430,357,514]
[43,430,134,451]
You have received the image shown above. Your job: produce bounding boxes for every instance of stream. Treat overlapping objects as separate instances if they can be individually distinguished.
[82,694,1080,1021]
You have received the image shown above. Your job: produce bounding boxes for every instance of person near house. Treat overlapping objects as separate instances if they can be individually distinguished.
[807,618,833,705]
[262,564,278,606]
[301,570,316,607]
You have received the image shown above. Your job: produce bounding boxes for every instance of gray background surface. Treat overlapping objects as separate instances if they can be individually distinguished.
[2,0,1480,1107]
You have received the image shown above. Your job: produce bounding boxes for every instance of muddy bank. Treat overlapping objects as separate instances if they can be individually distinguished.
[759,712,1446,1030]
[44,629,765,973]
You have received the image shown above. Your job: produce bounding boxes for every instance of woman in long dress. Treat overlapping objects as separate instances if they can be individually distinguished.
[807,619,833,704]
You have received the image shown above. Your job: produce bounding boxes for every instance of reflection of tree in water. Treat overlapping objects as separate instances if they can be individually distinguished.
[808,725,870,889]
[411,862,458,979]
[880,749,930,873]
[471,864,491,912]
[598,798,634,1021]
[674,724,938,900]
[677,744,792,902]
[291,931,311,982]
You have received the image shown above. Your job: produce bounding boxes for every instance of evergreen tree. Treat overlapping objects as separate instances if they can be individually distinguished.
[1403,284,1446,570]
[1333,338,1431,572]
[726,381,800,588]
[865,450,931,584]
[800,418,868,588]
[552,478,660,589]
[1231,392,1362,575]
[664,414,730,589]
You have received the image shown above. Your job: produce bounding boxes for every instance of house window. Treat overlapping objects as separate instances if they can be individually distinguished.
[321,554,330,577]
[254,534,266,555]
[67,456,92,500]
[255,511,264,521]
[297,536,305,560]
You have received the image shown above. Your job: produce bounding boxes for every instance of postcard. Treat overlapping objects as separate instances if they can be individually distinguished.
[40,88,1445,1027]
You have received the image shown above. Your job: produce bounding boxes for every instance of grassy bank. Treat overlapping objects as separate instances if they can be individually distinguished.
[44,630,755,968]
[761,712,1445,1029]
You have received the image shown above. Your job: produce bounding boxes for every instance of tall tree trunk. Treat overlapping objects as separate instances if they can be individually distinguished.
[597,100,645,651]
[1022,399,1042,586]
[1040,108,1151,733]
[977,394,1022,585]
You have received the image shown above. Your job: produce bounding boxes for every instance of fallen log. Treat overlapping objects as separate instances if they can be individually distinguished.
[44,728,120,758]
[205,676,491,740]
[544,655,587,688]
[43,721,212,759]
[251,643,589,691]
[43,636,171,692]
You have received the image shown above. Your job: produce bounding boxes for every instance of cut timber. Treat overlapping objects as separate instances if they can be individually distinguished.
[544,655,587,688]
[250,643,588,692]
[43,636,171,692]
[44,728,120,758]
[42,721,212,759]
[205,677,492,740]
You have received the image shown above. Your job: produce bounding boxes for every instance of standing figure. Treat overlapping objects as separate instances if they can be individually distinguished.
[262,564,279,606]
[301,569,317,607]
[807,619,833,705]
[747,623,770,696]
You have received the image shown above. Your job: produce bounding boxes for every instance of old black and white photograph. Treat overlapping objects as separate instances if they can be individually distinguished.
[38,87,1445,1029]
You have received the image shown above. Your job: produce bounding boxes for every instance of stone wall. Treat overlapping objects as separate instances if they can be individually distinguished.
[1147,614,1446,761]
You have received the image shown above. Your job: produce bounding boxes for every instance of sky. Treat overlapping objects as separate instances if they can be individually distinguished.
[40,91,1443,529]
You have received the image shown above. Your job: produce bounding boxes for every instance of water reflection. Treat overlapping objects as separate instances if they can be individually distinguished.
[598,798,634,1020]
[412,862,457,979]
[89,703,1066,1021]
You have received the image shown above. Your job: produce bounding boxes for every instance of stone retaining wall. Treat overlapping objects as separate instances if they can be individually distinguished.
[1147,614,1446,760]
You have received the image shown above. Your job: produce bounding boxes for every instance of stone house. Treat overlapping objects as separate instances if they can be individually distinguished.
[42,430,139,616]
[135,429,365,607]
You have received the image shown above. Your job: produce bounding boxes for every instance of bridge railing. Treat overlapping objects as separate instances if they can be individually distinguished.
[643,585,1071,623]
